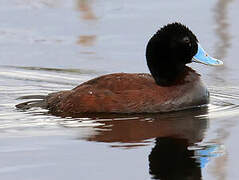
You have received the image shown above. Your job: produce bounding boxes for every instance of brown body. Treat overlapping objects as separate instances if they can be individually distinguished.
[45,67,209,116]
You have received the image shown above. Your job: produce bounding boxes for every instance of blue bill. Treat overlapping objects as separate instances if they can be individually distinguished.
[193,44,223,66]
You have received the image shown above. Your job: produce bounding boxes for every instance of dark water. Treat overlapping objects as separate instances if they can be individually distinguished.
[0,0,239,179]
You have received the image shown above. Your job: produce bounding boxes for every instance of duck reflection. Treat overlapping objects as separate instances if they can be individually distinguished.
[17,101,211,180]
[67,108,209,179]
[149,137,201,180]
[82,108,208,146]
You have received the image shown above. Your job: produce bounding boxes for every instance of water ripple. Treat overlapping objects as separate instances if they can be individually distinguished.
[1,65,239,147]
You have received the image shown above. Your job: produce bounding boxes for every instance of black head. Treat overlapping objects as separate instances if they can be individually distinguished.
[146,22,198,86]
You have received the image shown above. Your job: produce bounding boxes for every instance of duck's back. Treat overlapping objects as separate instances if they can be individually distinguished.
[46,67,209,116]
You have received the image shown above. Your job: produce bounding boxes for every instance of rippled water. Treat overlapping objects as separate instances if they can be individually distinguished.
[0,0,239,179]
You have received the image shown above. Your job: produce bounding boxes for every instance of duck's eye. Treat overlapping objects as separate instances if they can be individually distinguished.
[182,36,192,47]
[182,36,190,43]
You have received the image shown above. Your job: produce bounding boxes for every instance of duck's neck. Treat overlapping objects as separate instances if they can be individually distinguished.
[150,65,187,86]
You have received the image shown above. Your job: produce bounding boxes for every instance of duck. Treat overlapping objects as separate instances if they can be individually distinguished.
[16,22,223,116]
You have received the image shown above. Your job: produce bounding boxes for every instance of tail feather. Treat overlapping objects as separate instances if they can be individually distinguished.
[17,95,47,100]
[16,95,47,110]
